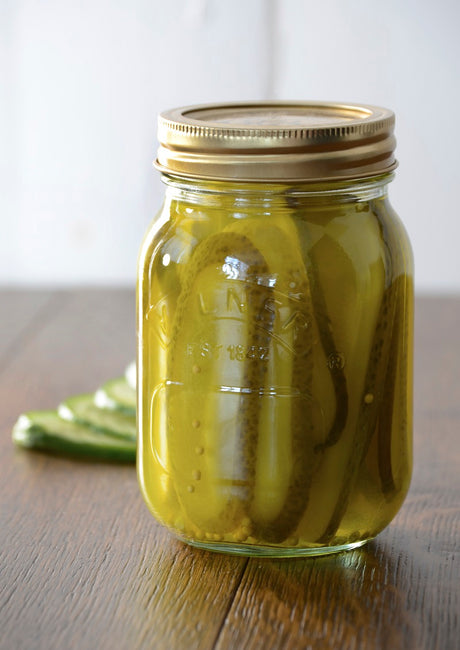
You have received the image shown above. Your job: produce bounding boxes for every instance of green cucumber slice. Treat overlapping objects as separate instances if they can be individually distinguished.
[94,377,136,415]
[58,393,136,441]
[12,411,136,462]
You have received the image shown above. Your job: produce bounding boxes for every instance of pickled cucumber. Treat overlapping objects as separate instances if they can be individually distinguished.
[313,205,412,543]
[167,231,275,536]
[220,216,319,542]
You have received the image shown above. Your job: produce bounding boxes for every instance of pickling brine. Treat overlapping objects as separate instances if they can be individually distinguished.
[137,102,413,557]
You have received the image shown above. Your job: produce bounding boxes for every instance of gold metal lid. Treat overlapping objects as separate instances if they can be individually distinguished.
[155,101,397,183]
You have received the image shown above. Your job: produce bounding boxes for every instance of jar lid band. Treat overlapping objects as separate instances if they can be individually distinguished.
[155,101,397,183]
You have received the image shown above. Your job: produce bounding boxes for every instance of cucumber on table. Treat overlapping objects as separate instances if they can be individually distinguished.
[12,411,136,463]
[58,393,136,441]
[94,377,136,415]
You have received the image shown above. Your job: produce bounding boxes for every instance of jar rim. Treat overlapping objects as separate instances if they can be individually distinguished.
[155,101,397,183]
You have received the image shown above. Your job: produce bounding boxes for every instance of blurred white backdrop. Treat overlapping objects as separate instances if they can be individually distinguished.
[1,0,459,291]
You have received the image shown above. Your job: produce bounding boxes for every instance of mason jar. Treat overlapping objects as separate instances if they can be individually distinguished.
[137,102,413,557]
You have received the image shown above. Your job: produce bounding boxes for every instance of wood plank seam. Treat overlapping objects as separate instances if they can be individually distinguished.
[211,558,250,649]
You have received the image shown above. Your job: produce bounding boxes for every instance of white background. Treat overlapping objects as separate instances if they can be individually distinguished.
[1,0,459,291]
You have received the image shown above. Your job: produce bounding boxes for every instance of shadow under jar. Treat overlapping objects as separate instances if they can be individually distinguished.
[137,102,413,557]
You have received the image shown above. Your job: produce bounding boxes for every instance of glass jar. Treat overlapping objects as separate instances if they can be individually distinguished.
[137,102,413,557]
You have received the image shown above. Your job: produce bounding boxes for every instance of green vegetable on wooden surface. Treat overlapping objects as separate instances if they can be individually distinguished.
[59,393,136,440]
[12,410,136,463]
[12,364,137,463]
[94,376,136,415]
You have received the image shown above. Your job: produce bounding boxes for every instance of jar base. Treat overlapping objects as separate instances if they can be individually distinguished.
[175,536,372,558]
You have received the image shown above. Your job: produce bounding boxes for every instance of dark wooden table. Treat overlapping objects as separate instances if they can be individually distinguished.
[0,290,458,650]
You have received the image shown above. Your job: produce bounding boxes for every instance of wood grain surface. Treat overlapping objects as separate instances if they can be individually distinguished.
[0,290,458,650]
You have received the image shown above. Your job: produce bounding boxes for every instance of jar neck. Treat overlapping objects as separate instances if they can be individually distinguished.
[161,173,394,209]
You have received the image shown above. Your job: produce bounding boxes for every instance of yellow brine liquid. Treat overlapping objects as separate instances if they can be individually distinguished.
[137,177,413,557]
